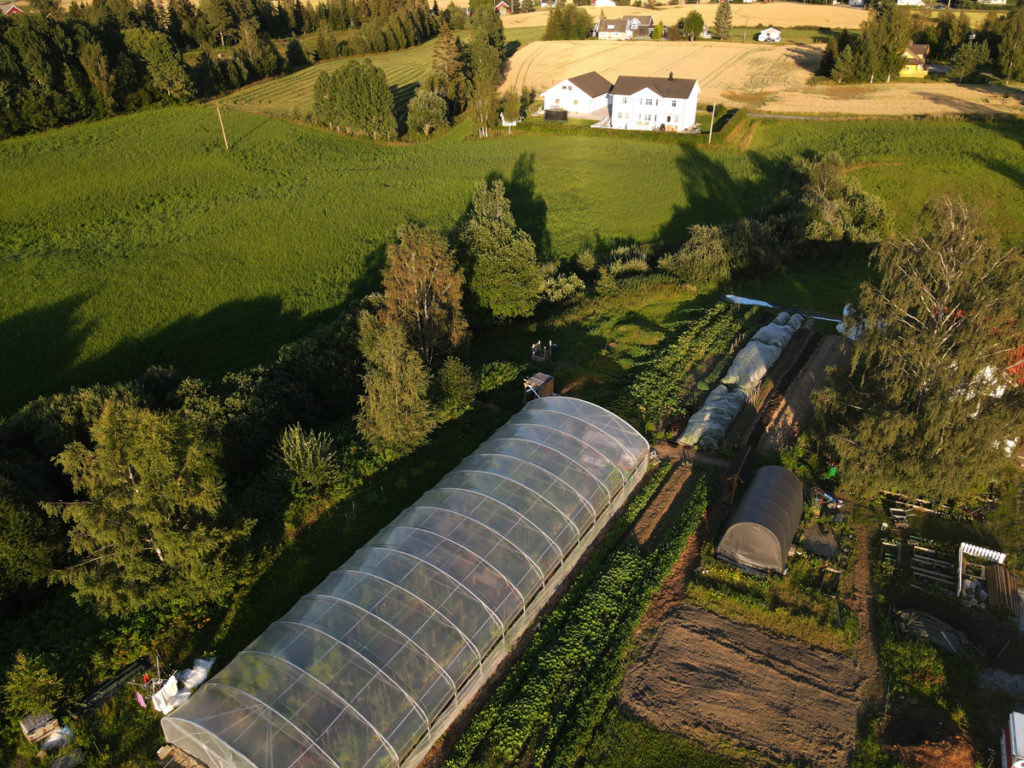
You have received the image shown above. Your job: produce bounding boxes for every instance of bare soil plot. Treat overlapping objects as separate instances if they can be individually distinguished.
[620,603,863,768]
[497,1,870,30]
[757,334,843,455]
[504,39,820,100]
[761,80,1024,116]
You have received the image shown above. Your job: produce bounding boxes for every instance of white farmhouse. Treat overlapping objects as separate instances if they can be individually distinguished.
[541,71,614,115]
[756,27,781,42]
[596,15,654,40]
[593,0,616,6]
[608,75,700,132]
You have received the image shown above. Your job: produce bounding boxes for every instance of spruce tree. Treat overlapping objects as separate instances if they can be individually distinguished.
[44,399,252,617]
[714,0,731,40]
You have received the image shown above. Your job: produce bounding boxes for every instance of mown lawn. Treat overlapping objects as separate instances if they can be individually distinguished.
[2,105,1024,415]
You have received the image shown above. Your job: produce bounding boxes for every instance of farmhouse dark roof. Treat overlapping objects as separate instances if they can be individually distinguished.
[597,15,653,34]
[611,75,698,100]
[905,43,930,64]
[567,71,613,98]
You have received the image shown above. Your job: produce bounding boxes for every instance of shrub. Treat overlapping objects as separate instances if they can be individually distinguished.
[437,357,477,417]
[277,424,341,503]
[478,360,521,392]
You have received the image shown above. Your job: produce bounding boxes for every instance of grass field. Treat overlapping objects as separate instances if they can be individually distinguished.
[2,106,1024,414]
[223,27,546,119]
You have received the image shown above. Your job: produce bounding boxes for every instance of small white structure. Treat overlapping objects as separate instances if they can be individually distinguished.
[593,0,616,6]
[895,0,924,5]
[597,15,654,40]
[541,71,614,114]
[1003,712,1024,768]
[608,74,700,132]
[756,26,781,42]
[849,0,864,6]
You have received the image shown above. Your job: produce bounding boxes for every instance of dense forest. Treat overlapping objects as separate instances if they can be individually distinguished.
[0,0,440,137]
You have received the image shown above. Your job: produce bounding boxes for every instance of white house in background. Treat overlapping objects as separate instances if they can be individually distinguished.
[848,0,864,6]
[756,27,781,42]
[895,0,924,5]
[609,74,700,132]
[593,0,616,6]
[541,71,614,114]
[596,15,654,40]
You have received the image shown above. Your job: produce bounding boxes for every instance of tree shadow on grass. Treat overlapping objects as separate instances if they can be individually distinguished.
[489,153,553,260]
[0,293,93,417]
[657,146,795,248]
[391,81,419,134]
[59,296,348,415]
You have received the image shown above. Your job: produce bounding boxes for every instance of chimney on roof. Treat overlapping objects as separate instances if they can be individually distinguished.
[668,72,673,81]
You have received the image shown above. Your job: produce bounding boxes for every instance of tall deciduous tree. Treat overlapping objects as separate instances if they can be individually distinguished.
[44,399,251,617]
[123,28,195,100]
[467,37,499,137]
[713,0,731,40]
[999,7,1024,84]
[815,198,1024,500]
[459,179,542,318]
[682,10,703,41]
[381,224,468,366]
[406,88,448,135]
[355,311,436,454]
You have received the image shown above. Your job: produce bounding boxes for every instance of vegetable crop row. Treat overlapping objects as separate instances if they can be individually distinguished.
[443,466,713,768]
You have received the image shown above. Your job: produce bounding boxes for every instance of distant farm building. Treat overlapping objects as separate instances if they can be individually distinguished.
[494,0,510,14]
[609,74,700,132]
[756,27,781,42]
[901,43,930,77]
[1,2,24,14]
[597,15,654,40]
[541,71,613,114]
[717,466,804,576]
[593,0,616,6]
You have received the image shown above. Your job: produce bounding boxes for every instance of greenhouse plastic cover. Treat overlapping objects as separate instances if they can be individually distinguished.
[717,465,804,575]
[721,312,803,394]
[677,385,747,449]
[162,396,649,768]
[676,312,803,450]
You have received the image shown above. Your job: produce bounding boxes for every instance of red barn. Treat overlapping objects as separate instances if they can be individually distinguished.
[1,2,25,14]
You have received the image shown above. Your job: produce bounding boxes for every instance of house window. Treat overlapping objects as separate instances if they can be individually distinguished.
[671,100,676,107]
[573,100,578,106]
[621,96,627,103]
[555,99,560,104]
[644,98,652,105]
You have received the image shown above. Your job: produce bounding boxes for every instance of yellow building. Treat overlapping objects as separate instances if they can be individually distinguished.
[901,43,930,78]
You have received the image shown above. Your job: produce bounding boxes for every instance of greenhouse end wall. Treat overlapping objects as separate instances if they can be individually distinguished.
[163,396,649,768]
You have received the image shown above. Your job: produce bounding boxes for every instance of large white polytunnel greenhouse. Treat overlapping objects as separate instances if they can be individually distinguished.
[162,396,649,768]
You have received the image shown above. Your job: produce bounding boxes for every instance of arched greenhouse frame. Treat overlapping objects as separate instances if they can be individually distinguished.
[163,396,649,768]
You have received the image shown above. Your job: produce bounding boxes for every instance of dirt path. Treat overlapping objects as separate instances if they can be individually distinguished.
[627,461,694,553]
[757,334,843,455]
[851,516,883,710]
[620,603,862,768]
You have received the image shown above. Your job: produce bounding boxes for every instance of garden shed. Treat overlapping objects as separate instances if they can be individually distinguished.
[717,465,803,576]
[162,397,649,768]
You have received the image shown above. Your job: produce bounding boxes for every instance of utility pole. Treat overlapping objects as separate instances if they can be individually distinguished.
[216,105,230,151]
[708,102,716,144]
